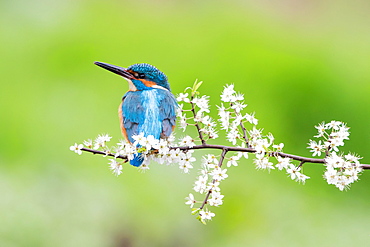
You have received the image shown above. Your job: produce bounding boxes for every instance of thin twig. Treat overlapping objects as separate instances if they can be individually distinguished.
[190,98,206,145]
[239,122,250,147]
[81,147,128,161]
[298,161,305,168]
[80,145,370,170]
[199,148,228,210]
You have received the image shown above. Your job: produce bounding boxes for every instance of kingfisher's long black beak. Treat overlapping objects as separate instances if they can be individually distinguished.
[94,61,134,79]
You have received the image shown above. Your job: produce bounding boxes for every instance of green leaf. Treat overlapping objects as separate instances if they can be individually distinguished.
[137,147,146,153]
[191,208,201,215]
[193,80,203,92]
[191,79,203,97]
[196,216,207,225]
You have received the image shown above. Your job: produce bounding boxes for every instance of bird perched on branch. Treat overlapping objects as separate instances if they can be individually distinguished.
[94,61,177,166]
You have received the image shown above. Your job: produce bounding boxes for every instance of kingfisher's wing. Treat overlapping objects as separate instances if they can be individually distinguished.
[120,90,177,142]
[159,90,178,138]
[120,92,145,143]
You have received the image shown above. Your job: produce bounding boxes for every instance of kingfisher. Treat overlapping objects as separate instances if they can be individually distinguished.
[94,61,177,167]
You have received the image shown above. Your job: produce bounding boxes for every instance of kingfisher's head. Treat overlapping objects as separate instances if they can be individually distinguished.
[94,61,171,91]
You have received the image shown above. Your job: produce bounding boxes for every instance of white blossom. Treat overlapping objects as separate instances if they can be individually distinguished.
[221,84,236,102]
[236,143,249,159]
[179,151,196,173]
[179,162,193,173]
[108,159,123,176]
[179,135,196,148]
[206,181,221,192]
[193,175,208,194]
[286,164,301,180]
[275,156,291,170]
[308,140,324,156]
[325,152,345,168]
[199,209,215,221]
[226,155,240,167]
[248,126,262,139]
[208,191,224,206]
[179,113,188,131]
[118,143,137,161]
[94,134,112,149]
[177,93,190,103]
[211,168,229,181]
[254,155,275,171]
[234,93,244,101]
[324,167,338,185]
[231,114,244,128]
[132,133,146,146]
[207,127,219,139]
[227,128,240,145]
[244,112,258,125]
[296,172,310,184]
[167,148,182,164]
[272,143,284,151]
[325,120,342,130]
[344,153,361,165]
[201,115,216,128]
[314,122,326,138]
[192,95,210,113]
[251,138,269,154]
[185,193,196,208]
[83,139,93,148]
[138,158,151,171]
[231,101,247,113]
[217,104,230,130]
[142,135,159,152]
[324,152,363,190]
[157,139,170,155]
[70,143,83,155]
[202,154,219,169]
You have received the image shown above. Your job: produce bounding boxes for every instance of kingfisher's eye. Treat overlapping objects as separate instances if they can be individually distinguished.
[132,71,145,79]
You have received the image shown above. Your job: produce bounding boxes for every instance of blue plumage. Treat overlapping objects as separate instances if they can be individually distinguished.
[127,63,170,91]
[122,89,177,142]
[94,62,177,167]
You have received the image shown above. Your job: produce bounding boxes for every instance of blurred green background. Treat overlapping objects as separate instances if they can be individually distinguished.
[1,0,370,246]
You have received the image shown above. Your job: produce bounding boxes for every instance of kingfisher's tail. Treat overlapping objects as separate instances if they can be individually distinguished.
[130,153,144,167]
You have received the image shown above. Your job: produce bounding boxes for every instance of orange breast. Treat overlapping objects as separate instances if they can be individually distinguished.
[118,100,130,143]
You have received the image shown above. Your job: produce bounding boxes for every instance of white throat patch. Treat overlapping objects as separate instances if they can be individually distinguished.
[151,85,169,91]
[122,77,137,91]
